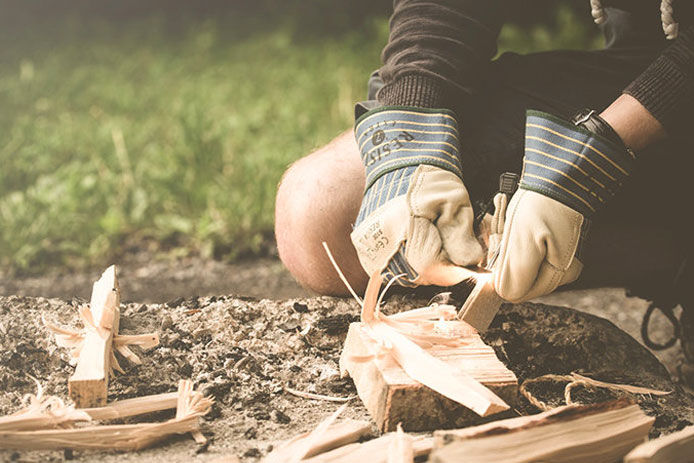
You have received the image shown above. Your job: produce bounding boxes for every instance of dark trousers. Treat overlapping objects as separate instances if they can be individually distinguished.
[367,43,691,300]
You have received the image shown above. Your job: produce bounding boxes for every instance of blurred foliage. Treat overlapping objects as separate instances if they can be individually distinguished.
[0,3,600,274]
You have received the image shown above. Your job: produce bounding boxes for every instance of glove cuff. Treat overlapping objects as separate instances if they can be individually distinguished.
[354,106,463,191]
[520,110,635,217]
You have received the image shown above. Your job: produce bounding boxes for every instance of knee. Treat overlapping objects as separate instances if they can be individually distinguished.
[275,148,367,296]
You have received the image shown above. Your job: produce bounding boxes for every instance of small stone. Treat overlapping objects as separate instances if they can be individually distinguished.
[178,363,193,377]
[193,327,212,341]
[243,448,261,458]
[160,314,174,331]
[167,296,185,308]
[244,427,258,439]
[279,320,300,332]
[318,365,339,383]
[271,409,291,424]
[252,409,270,420]
[293,302,309,313]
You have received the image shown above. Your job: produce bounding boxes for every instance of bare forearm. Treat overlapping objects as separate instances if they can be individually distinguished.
[600,94,666,152]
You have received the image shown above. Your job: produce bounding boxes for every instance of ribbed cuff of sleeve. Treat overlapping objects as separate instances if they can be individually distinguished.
[624,26,694,135]
[376,73,450,110]
[374,73,488,207]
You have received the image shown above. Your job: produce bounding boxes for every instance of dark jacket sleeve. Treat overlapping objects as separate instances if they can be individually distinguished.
[624,24,694,136]
[377,0,506,119]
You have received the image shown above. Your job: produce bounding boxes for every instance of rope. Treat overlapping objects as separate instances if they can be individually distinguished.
[520,374,573,411]
[661,0,679,40]
[520,373,669,411]
[590,0,607,25]
[589,0,678,39]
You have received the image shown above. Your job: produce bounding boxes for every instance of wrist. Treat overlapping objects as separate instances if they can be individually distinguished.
[599,94,665,152]
[572,109,633,157]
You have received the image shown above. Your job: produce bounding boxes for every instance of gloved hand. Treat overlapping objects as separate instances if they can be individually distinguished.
[350,106,484,286]
[494,110,635,302]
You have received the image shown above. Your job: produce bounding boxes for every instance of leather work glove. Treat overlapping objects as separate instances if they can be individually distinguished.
[494,110,635,302]
[350,106,484,287]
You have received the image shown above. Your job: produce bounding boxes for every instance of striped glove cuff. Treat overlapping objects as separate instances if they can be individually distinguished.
[354,106,463,191]
[521,110,636,217]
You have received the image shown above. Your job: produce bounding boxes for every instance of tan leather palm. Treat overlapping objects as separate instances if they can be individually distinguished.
[351,165,483,286]
[494,189,584,302]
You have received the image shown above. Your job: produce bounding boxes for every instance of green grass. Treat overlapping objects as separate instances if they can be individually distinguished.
[0,7,599,274]
[0,18,388,272]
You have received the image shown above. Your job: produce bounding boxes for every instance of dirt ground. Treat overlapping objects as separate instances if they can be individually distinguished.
[0,256,691,462]
[0,255,684,373]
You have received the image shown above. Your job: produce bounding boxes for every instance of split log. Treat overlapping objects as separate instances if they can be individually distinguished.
[456,274,504,333]
[68,265,120,407]
[303,434,433,463]
[625,425,694,463]
[339,321,517,432]
[430,400,654,463]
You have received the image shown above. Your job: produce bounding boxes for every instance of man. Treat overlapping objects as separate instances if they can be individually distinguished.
[275,1,692,365]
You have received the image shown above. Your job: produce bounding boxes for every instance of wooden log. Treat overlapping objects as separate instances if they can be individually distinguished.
[624,425,694,463]
[68,265,120,407]
[339,321,518,432]
[431,400,654,463]
[457,275,504,333]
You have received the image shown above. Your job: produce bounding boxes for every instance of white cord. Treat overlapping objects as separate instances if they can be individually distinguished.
[590,0,679,40]
[590,0,607,25]
[661,0,679,40]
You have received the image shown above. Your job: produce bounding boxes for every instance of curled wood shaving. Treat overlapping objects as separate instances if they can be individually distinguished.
[520,373,671,411]
[0,378,91,432]
[43,313,159,374]
[321,242,362,305]
[387,304,458,322]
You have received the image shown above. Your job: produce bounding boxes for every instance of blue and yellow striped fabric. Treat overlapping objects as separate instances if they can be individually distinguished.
[521,110,635,217]
[381,243,419,287]
[355,106,463,191]
[354,106,463,286]
[354,106,463,225]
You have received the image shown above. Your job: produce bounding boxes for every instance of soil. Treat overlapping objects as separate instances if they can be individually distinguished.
[0,256,692,462]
